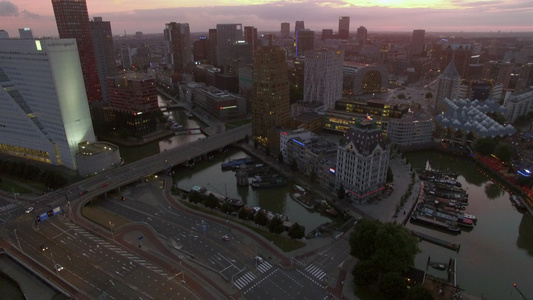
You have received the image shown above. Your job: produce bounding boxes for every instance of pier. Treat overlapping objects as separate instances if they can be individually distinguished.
[411,230,461,252]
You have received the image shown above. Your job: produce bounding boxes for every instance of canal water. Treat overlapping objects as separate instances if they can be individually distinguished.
[172,147,333,235]
[405,151,533,300]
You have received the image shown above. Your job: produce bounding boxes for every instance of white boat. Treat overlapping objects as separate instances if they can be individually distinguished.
[185,111,193,118]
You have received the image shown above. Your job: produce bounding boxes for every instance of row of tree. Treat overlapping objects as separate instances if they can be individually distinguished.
[0,159,68,189]
[187,190,306,239]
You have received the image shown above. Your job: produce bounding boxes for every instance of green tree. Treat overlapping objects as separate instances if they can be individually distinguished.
[352,260,379,286]
[379,272,408,300]
[204,194,219,209]
[238,208,252,221]
[494,143,513,162]
[397,93,406,100]
[425,92,433,101]
[268,217,285,234]
[188,191,203,204]
[288,222,305,239]
[254,211,269,227]
[220,202,236,214]
[474,137,496,156]
[350,219,419,273]
[407,284,435,300]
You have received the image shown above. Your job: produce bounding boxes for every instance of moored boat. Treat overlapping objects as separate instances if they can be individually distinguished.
[510,194,527,211]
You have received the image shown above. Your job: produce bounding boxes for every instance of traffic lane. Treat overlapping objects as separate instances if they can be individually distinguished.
[99,197,248,274]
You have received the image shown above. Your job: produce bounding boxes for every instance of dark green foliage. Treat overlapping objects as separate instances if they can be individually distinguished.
[188,191,203,204]
[238,207,252,220]
[352,259,380,286]
[268,217,285,234]
[494,143,513,163]
[220,202,236,214]
[379,272,408,300]
[254,211,269,227]
[349,218,381,259]
[288,222,305,239]
[204,193,219,209]
[425,92,433,100]
[474,137,496,156]
[397,93,406,99]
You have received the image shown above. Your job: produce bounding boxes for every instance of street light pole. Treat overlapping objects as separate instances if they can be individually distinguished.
[108,221,115,241]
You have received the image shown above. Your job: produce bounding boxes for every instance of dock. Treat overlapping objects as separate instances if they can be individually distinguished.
[411,230,461,252]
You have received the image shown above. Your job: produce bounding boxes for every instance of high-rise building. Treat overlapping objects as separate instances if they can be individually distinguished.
[356,26,367,44]
[322,29,333,41]
[295,21,305,34]
[164,22,192,74]
[336,120,390,203]
[52,0,101,103]
[193,36,209,62]
[304,49,344,109]
[216,24,243,67]
[296,30,315,57]
[252,46,290,145]
[18,28,33,39]
[90,17,116,103]
[208,29,218,66]
[440,44,471,78]
[107,73,159,136]
[244,26,258,51]
[515,63,533,92]
[0,39,96,170]
[281,22,290,38]
[436,60,461,110]
[0,30,8,39]
[338,16,350,40]
[411,29,425,57]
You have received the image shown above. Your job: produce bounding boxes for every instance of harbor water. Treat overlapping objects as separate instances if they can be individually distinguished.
[405,151,533,300]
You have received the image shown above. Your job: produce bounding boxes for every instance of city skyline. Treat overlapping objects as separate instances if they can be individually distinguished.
[1,0,533,37]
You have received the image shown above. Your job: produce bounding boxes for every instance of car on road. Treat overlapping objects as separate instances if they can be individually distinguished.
[40,244,48,252]
[79,190,88,195]
[255,256,264,264]
[25,207,34,214]
[101,183,109,188]
[54,264,64,272]
[222,234,230,241]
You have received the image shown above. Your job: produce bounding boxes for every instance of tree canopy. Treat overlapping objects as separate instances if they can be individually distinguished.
[474,137,496,156]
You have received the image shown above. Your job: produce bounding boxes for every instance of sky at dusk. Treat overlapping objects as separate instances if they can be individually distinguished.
[1,0,533,37]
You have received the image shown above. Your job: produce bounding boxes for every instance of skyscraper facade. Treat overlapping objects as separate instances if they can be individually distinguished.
[216,24,243,67]
[304,49,344,109]
[338,16,350,40]
[244,26,258,51]
[322,29,333,41]
[411,29,425,57]
[52,0,101,103]
[0,39,96,170]
[296,30,315,57]
[193,36,209,62]
[281,22,290,38]
[18,28,33,39]
[90,17,116,103]
[295,21,305,34]
[208,28,218,66]
[107,73,159,136]
[252,46,290,145]
[356,26,367,44]
[164,22,192,74]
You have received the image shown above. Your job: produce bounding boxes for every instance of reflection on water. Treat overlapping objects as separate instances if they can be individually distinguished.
[406,151,533,299]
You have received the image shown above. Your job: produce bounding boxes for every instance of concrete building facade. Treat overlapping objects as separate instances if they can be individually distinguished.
[0,39,96,170]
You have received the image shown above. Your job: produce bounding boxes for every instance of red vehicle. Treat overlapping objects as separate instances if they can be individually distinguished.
[101,183,109,188]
